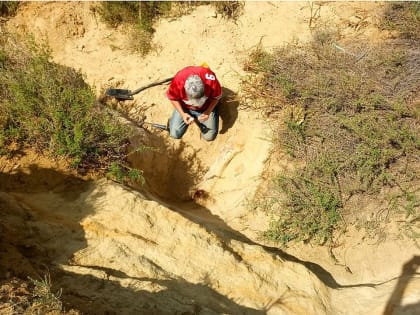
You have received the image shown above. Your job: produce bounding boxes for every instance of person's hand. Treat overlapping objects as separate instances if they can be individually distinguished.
[198,113,210,122]
[183,114,194,125]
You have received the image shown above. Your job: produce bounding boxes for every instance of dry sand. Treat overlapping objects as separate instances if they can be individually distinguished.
[1,2,419,314]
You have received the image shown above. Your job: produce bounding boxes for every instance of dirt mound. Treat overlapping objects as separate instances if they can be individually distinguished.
[1,2,419,314]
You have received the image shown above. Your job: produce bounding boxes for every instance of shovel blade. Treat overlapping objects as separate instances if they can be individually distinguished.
[105,88,134,100]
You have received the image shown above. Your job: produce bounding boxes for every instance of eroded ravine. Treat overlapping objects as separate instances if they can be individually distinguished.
[2,2,420,315]
[1,165,413,314]
[0,166,330,314]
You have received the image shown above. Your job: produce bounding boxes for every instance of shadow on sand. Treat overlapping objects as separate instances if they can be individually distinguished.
[219,87,239,135]
[383,256,420,315]
[173,201,419,293]
[0,166,263,314]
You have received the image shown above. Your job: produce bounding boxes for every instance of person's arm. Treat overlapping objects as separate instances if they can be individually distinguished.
[170,100,194,124]
[198,98,220,122]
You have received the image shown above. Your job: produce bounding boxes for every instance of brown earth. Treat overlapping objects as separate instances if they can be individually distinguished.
[1,2,419,315]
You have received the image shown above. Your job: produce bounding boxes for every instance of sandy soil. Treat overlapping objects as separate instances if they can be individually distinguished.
[1,2,419,314]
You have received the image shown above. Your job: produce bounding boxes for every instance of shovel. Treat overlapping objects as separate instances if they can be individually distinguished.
[107,76,209,134]
[143,121,169,131]
[106,77,173,100]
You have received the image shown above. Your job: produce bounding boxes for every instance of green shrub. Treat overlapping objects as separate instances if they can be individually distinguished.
[0,32,144,184]
[264,175,341,244]
[96,1,140,27]
[107,162,145,185]
[244,16,419,244]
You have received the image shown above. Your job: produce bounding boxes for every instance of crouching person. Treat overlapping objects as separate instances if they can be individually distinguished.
[166,65,222,141]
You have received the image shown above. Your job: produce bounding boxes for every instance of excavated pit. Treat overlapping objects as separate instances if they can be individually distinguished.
[127,87,240,202]
[0,162,332,314]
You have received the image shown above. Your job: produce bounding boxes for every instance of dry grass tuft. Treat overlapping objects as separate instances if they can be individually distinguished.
[244,3,420,245]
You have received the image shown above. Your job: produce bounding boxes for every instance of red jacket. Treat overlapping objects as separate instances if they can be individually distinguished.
[167,66,222,111]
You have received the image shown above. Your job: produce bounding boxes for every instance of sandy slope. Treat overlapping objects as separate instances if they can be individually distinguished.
[1,1,419,314]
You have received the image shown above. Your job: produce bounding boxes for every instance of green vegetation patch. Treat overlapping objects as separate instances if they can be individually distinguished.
[382,2,420,41]
[0,32,140,183]
[0,275,80,315]
[244,4,420,245]
[94,2,170,55]
[0,1,20,17]
[94,1,243,55]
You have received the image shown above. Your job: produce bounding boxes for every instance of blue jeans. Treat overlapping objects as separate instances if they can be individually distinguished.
[169,107,219,141]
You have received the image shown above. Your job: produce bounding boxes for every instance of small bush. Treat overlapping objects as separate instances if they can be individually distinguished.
[0,276,80,315]
[95,1,140,27]
[107,161,145,185]
[28,274,63,313]
[213,1,244,20]
[0,1,20,17]
[95,2,172,55]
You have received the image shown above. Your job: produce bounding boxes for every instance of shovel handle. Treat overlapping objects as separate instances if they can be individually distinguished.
[129,77,173,96]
